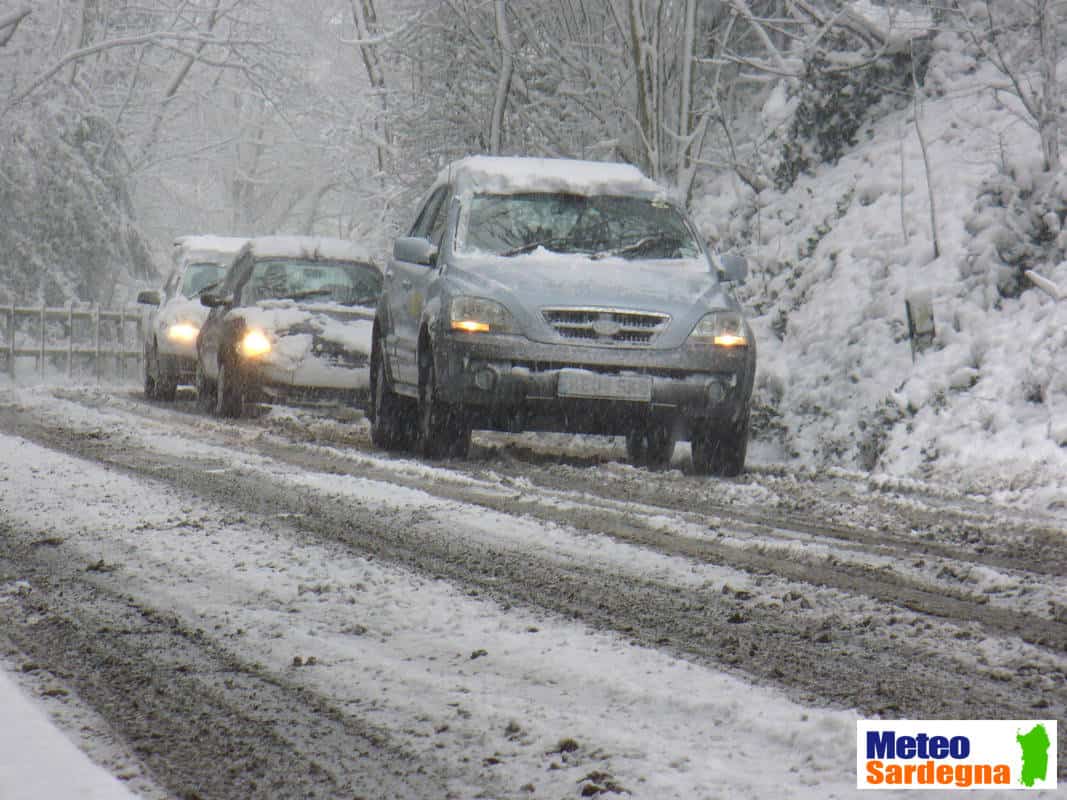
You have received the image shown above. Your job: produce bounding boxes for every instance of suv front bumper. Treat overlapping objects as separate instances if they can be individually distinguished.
[434,332,754,433]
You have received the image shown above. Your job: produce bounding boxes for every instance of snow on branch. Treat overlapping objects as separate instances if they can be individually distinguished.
[0,6,31,48]
[1026,269,1065,300]
[5,30,265,110]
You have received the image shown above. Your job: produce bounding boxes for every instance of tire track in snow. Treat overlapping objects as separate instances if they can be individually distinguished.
[1,392,1065,746]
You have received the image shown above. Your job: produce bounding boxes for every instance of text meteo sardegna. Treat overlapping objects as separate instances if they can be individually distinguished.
[864,731,1011,787]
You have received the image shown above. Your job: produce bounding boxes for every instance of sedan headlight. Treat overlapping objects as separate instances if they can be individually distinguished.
[687,312,749,348]
[240,328,272,358]
[166,322,199,343]
[449,296,515,334]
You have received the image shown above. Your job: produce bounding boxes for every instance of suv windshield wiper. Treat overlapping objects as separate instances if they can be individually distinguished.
[500,237,593,257]
[590,231,685,259]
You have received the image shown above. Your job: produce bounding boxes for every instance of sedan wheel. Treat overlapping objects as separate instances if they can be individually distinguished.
[215,358,244,418]
[143,344,159,400]
[195,359,216,414]
[416,348,470,459]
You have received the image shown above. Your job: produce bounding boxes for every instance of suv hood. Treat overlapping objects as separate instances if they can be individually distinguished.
[448,253,739,346]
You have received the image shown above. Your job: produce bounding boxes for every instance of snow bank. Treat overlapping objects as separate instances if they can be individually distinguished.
[707,29,1067,510]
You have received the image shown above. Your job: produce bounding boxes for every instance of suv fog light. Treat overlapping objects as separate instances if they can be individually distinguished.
[705,380,726,404]
[473,367,496,391]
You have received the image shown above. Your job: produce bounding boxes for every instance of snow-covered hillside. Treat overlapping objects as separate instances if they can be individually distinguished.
[698,28,1067,513]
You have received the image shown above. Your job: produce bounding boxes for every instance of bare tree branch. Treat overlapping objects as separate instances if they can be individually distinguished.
[5,30,264,111]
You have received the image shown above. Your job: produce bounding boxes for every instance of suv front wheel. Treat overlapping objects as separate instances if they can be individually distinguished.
[625,422,676,469]
[691,413,749,477]
[369,336,414,450]
[417,346,470,459]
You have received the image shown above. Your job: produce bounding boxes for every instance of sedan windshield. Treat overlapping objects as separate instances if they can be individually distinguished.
[180,262,226,298]
[243,259,381,306]
[459,192,702,260]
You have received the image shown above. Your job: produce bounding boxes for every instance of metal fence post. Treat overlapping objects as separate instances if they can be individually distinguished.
[118,305,126,379]
[38,302,45,376]
[94,304,101,383]
[5,304,12,380]
[67,304,74,378]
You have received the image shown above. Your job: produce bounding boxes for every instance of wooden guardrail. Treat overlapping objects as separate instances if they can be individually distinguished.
[1,302,145,381]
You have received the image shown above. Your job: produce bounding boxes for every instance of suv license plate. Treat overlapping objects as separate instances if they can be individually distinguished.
[557,369,652,402]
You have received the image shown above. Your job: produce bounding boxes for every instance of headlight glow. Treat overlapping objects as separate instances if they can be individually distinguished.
[452,320,491,334]
[688,312,749,348]
[166,322,199,343]
[240,329,272,357]
[449,296,515,334]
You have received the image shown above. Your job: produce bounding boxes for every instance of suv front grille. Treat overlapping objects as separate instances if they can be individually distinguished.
[542,307,670,346]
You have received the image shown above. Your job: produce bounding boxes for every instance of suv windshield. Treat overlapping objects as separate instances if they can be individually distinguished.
[458,192,701,260]
[242,259,381,306]
[180,262,226,298]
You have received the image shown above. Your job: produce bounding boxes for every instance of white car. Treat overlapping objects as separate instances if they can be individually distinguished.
[195,236,383,416]
[137,235,248,400]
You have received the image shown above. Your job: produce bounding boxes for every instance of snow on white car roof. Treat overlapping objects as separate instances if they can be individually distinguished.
[174,235,248,258]
[437,155,669,200]
[245,235,377,267]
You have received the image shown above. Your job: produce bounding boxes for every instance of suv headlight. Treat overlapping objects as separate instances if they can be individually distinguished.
[450,296,515,334]
[687,312,749,347]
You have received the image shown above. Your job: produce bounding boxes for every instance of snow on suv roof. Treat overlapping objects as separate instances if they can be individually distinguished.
[245,235,376,265]
[438,155,668,200]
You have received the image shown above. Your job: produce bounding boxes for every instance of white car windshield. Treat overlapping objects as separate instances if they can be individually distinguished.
[180,262,226,298]
[459,192,701,260]
[243,259,381,306]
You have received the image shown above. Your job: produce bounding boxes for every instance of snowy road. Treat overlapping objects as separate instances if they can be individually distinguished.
[0,385,1064,799]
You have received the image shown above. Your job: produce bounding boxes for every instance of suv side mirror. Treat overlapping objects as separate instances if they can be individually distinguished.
[200,292,231,309]
[394,236,438,267]
[136,290,161,306]
[719,254,748,284]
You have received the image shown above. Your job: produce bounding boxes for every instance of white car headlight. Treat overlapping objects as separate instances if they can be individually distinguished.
[166,322,199,343]
[449,296,515,334]
[240,329,272,358]
[687,312,749,348]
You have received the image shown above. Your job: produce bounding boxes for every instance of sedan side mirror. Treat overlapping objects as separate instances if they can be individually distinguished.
[719,254,748,284]
[200,292,231,309]
[394,236,438,267]
[136,290,161,306]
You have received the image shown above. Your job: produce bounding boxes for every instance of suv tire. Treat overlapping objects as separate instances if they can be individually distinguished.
[691,413,749,477]
[370,337,414,451]
[417,346,470,459]
[625,422,676,469]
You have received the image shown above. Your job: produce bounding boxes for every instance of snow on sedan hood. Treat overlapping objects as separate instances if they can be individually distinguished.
[158,295,211,328]
[232,300,374,371]
[449,250,734,318]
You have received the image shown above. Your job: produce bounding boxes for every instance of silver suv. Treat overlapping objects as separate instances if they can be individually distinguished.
[370,156,755,474]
